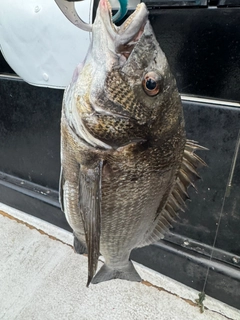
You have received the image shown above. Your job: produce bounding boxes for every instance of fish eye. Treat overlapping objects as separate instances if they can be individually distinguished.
[142,72,162,96]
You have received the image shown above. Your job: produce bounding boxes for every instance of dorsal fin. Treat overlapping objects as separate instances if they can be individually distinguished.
[140,140,207,247]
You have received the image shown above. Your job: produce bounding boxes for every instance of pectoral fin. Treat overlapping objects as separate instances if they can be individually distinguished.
[79,160,103,287]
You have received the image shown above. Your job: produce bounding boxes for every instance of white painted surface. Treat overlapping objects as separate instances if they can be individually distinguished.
[0,203,239,320]
[0,0,92,88]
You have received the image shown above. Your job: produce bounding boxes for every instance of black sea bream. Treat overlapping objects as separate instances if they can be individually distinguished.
[60,0,206,286]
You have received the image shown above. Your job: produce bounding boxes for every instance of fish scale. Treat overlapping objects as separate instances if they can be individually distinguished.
[105,70,148,123]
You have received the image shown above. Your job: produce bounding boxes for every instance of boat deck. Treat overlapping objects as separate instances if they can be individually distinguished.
[0,203,238,320]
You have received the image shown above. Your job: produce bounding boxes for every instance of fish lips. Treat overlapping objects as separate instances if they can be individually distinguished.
[96,0,149,60]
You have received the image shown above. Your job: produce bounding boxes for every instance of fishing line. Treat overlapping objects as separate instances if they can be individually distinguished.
[198,128,240,310]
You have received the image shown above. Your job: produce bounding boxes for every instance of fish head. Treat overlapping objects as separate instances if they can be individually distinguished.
[71,0,185,148]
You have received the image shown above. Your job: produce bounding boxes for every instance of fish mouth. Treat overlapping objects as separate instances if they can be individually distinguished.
[98,0,148,59]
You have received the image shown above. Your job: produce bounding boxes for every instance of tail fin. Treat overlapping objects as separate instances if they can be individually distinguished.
[91,260,142,284]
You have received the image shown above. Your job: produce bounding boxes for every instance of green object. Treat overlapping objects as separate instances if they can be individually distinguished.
[112,0,128,22]
[195,292,206,313]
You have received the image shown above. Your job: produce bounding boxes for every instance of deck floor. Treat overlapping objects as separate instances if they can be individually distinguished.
[0,203,238,320]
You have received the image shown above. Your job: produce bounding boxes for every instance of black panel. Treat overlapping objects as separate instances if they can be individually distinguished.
[0,78,62,190]
[218,0,240,6]
[114,7,240,102]
[173,102,240,256]
[150,8,240,101]
[143,0,207,6]
[0,51,15,74]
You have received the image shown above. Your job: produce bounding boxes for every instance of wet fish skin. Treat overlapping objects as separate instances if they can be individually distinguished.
[60,0,205,285]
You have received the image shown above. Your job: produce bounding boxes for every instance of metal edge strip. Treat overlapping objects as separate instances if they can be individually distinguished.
[0,73,23,81]
[181,94,240,108]
[0,172,59,208]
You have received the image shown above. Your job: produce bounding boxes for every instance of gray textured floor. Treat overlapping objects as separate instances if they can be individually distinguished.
[0,203,238,320]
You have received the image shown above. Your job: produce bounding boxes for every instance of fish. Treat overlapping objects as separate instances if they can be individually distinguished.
[60,0,206,286]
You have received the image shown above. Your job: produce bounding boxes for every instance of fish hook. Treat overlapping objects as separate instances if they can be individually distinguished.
[54,0,128,32]
[55,0,92,32]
